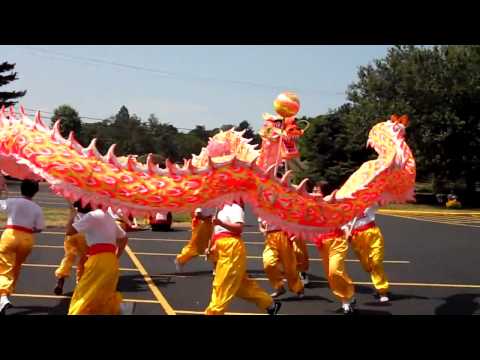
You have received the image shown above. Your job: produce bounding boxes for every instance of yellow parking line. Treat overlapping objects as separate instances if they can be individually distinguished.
[132,251,410,264]
[124,245,176,315]
[255,279,480,289]
[146,274,480,290]
[175,309,265,315]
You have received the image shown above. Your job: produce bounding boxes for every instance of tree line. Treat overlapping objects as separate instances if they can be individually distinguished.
[51,104,259,165]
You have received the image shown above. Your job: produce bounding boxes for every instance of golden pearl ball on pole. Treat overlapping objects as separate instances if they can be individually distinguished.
[273,92,300,118]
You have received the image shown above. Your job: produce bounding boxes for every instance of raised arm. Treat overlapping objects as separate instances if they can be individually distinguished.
[65,205,79,236]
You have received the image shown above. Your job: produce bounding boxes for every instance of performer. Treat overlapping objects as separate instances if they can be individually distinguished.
[66,203,133,315]
[175,207,215,272]
[345,204,390,302]
[259,218,304,298]
[0,179,45,315]
[53,200,88,295]
[205,200,281,315]
[312,182,356,314]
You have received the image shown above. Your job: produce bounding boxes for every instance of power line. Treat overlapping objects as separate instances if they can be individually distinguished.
[24,107,105,122]
[15,45,346,96]
[21,108,196,131]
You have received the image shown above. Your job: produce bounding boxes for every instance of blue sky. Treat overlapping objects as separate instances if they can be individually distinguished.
[1,45,393,131]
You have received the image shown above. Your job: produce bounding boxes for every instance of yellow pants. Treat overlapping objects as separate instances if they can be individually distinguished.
[319,236,354,302]
[205,236,273,315]
[351,227,389,294]
[176,219,213,265]
[0,228,34,296]
[293,237,309,272]
[263,231,303,293]
[68,252,122,315]
[55,233,88,282]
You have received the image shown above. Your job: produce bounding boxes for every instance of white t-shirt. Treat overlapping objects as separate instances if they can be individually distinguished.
[73,209,126,247]
[0,197,45,231]
[194,208,215,217]
[214,204,244,235]
[352,205,379,229]
[154,212,167,221]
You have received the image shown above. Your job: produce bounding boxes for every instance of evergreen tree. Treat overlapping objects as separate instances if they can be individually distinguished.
[0,62,26,107]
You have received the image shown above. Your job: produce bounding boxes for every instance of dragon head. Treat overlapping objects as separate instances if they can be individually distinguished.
[259,113,306,161]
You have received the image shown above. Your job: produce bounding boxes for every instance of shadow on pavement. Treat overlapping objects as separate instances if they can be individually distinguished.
[363,292,430,306]
[9,296,70,315]
[355,308,393,315]
[118,274,174,292]
[281,295,334,303]
[435,293,480,315]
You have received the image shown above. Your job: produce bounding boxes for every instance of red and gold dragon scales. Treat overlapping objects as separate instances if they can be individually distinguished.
[0,106,415,239]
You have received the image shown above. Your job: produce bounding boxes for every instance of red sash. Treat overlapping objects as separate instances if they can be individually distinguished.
[351,221,376,236]
[4,225,33,234]
[87,243,117,256]
[313,229,344,248]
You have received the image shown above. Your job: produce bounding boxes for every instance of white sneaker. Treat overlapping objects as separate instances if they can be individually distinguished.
[300,272,310,286]
[174,259,183,273]
[341,303,354,315]
[341,299,356,315]
[379,295,390,303]
[0,295,12,314]
[120,302,136,315]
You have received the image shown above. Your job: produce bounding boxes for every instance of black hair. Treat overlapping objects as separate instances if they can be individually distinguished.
[73,200,93,214]
[20,180,39,198]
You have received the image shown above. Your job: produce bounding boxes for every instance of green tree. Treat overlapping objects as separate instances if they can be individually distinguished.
[235,120,260,145]
[189,125,210,143]
[297,104,370,188]
[0,62,26,107]
[175,133,205,161]
[220,124,236,131]
[346,45,480,196]
[51,105,83,140]
[147,114,181,160]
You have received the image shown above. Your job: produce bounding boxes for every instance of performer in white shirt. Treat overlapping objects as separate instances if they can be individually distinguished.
[0,179,44,314]
[345,204,390,302]
[175,207,214,272]
[205,200,281,315]
[259,218,304,298]
[66,204,133,315]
